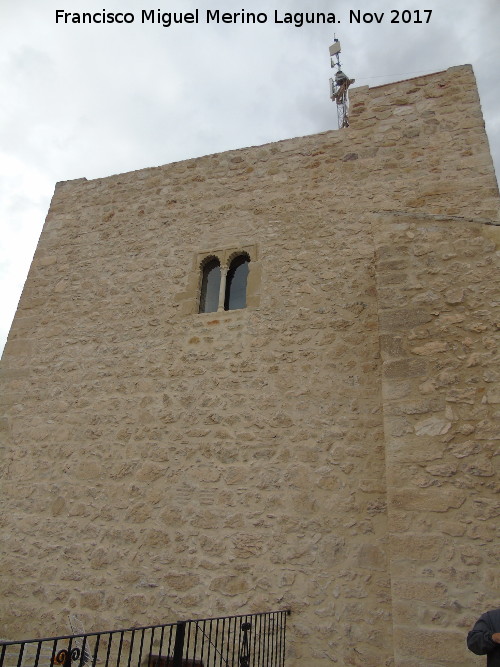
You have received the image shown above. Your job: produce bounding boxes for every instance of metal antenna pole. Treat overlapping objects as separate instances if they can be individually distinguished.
[329,36,355,129]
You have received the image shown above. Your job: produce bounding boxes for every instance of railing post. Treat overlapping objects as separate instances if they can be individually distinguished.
[172,622,186,667]
[239,623,251,667]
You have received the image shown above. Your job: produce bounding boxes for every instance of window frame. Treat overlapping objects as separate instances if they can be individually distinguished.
[177,244,260,316]
[198,256,222,314]
[224,252,251,311]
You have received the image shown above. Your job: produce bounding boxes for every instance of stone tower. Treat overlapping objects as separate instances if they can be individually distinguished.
[1,65,499,666]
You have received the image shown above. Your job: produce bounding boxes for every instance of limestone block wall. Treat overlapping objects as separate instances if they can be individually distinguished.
[0,174,392,666]
[374,212,499,666]
[1,65,498,666]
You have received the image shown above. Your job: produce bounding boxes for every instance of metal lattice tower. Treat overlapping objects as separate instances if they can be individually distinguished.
[329,38,355,128]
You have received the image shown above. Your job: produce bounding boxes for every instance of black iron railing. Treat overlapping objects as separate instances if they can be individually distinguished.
[0,610,289,667]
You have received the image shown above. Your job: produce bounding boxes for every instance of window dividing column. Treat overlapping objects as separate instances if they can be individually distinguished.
[217,267,228,312]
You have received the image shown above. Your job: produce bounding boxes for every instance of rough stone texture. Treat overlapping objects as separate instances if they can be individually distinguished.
[374,210,500,666]
[0,65,499,666]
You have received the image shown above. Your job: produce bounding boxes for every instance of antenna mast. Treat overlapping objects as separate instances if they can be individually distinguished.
[329,37,355,128]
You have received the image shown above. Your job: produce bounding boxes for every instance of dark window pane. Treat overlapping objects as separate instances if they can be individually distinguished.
[225,256,249,310]
[199,259,221,313]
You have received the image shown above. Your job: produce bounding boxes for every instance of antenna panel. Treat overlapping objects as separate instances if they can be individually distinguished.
[329,41,341,56]
[329,78,335,100]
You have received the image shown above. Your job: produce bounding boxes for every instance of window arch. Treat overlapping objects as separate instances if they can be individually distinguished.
[193,248,257,315]
[199,257,221,313]
[224,254,250,311]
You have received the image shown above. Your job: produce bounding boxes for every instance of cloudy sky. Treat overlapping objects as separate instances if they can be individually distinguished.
[1,0,499,353]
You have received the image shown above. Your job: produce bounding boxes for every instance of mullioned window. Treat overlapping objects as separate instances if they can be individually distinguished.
[199,252,251,313]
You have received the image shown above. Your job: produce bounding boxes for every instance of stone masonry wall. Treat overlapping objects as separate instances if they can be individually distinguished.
[374,211,499,666]
[1,65,498,666]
